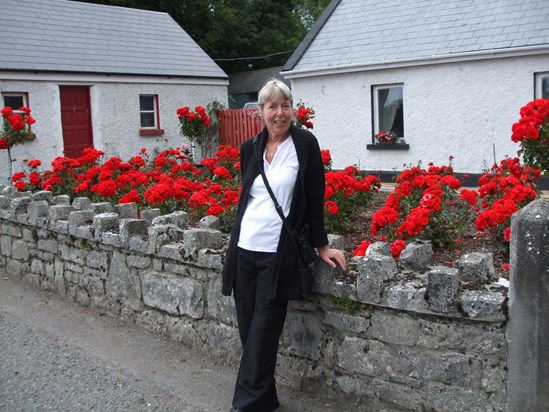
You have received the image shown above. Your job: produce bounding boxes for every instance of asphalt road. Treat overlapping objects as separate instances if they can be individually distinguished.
[0,275,363,412]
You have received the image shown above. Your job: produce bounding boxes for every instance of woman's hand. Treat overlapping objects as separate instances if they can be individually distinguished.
[318,246,347,271]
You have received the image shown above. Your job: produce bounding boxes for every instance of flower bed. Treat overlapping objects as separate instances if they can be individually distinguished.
[5,98,548,278]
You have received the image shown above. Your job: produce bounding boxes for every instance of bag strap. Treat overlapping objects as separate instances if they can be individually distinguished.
[253,139,305,262]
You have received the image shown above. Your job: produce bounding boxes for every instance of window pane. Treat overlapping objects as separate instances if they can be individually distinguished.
[377,87,404,137]
[542,77,549,99]
[140,112,155,128]
[140,95,154,111]
[3,95,24,109]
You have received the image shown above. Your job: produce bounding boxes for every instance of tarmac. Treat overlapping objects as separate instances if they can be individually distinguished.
[0,275,363,412]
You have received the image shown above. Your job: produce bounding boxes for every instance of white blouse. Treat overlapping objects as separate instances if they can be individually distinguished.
[238,136,299,253]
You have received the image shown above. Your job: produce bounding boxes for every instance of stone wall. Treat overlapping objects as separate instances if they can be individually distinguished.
[0,188,508,412]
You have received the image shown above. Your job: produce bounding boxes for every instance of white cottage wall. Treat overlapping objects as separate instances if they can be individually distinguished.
[289,55,548,174]
[0,79,227,185]
[0,80,64,185]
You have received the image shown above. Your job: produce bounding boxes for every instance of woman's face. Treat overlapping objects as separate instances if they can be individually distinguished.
[260,97,293,140]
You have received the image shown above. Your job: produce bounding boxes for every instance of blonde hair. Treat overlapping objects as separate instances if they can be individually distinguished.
[258,79,293,110]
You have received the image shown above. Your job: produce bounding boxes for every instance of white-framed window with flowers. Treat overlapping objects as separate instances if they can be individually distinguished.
[139,94,164,135]
[2,92,29,114]
[534,72,549,99]
[372,84,404,140]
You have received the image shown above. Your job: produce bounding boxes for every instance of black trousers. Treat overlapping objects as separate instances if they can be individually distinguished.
[232,247,289,412]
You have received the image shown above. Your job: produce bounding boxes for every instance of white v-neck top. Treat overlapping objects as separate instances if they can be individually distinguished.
[238,136,299,252]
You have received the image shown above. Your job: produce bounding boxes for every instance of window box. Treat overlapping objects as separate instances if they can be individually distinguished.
[139,128,165,136]
[367,143,409,150]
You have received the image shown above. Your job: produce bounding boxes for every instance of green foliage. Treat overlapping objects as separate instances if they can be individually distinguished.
[330,296,371,315]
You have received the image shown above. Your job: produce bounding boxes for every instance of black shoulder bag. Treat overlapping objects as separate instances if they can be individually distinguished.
[254,144,317,297]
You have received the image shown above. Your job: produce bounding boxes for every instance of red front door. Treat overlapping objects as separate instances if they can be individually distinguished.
[60,86,93,158]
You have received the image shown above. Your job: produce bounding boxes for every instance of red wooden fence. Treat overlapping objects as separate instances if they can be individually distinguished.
[218,109,264,149]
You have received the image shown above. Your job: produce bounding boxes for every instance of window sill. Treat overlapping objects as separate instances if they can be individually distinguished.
[367,143,409,150]
[139,129,165,136]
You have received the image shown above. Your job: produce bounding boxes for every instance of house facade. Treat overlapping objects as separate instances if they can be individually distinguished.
[282,0,549,175]
[0,0,228,184]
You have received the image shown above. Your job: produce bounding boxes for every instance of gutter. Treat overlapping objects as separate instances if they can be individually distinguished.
[282,44,549,79]
[0,70,229,86]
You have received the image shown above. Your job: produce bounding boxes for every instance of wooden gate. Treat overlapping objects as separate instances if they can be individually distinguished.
[218,109,264,149]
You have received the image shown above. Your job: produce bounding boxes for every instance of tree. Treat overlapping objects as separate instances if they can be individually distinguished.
[70,0,329,73]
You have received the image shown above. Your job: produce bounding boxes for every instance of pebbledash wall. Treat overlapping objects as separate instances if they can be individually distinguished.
[0,77,227,185]
[0,188,512,412]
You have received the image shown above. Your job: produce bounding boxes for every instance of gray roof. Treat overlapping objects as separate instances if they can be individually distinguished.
[0,0,227,79]
[284,0,549,72]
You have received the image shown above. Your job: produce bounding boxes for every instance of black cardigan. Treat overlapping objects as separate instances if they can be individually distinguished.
[221,125,329,300]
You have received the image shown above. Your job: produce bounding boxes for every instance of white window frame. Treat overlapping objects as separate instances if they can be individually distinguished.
[2,92,28,114]
[372,83,404,138]
[534,72,549,99]
[139,94,159,129]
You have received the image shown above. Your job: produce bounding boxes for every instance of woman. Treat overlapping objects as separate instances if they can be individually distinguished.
[222,79,346,412]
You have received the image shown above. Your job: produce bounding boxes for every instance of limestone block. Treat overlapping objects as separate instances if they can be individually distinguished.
[337,337,391,377]
[425,386,492,412]
[31,191,53,203]
[386,280,427,312]
[91,202,113,213]
[86,250,108,271]
[400,240,434,270]
[372,379,423,412]
[159,244,184,261]
[54,221,69,234]
[2,224,22,237]
[206,275,237,325]
[282,312,323,361]
[1,235,12,256]
[59,244,85,265]
[119,218,148,246]
[147,225,185,253]
[366,241,391,257]
[372,312,419,346]
[106,251,141,310]
[140,208,161,224]
[0,196,11,209]
[2,186,16,196]
[93,212,119,241]
[182,228,223,259]
[128,236,149,254]
[455,252,496,282]
[11,240,29,260]
[49,205,73,223]
[199,215,220,230]
[313,259,335,295]
[52,195,70,205]
[127,255,152,269]
[141,271,204,319]
[323,311,370,334]
[72,197,92,210]
[356,255,398,303]
[427,266,459,313]
[101,232,121,247]
[152,211,189,229]
[28,200,50,226]
[460,291,505,319]
[396,350,474,385]
[68,210,95,236]
[74,226,94,240]
[114,202,138,219]
[10,197,31,219]
[196,249,223,269]
[328,233,345,250]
